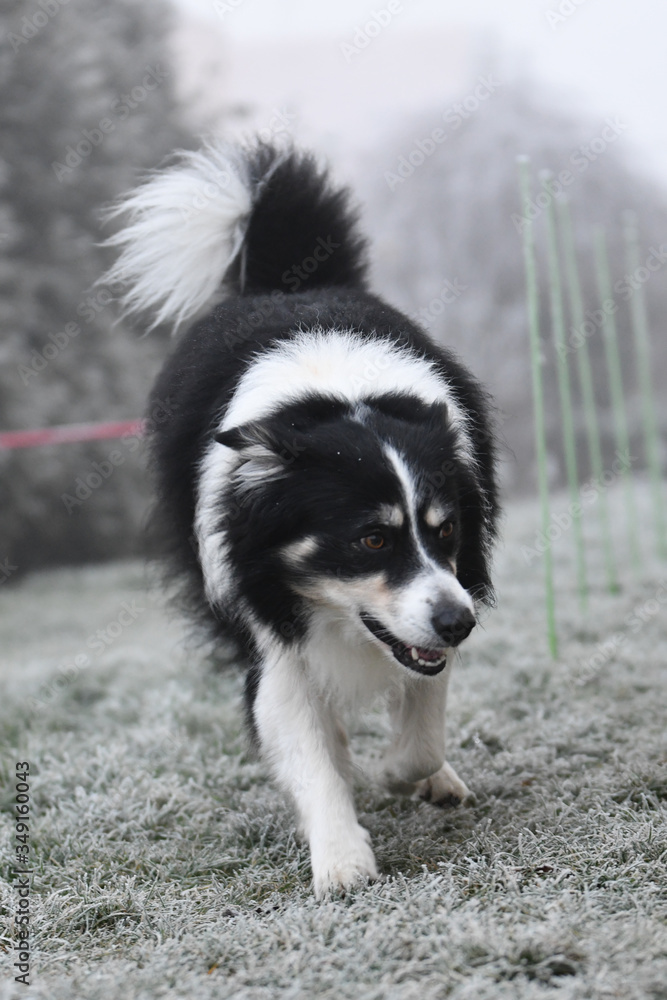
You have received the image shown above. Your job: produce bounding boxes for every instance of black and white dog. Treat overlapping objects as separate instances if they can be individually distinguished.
[105,141,500,897]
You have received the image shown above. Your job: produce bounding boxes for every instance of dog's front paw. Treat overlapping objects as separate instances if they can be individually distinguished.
[310,825,379,899]
[415,762,473,808]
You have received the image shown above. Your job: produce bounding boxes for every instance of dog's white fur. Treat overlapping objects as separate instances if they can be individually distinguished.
[234,444,474,897]
[193,334,477,895]
[253,632,470,897]
[220,328,475,456]
[102,144,252,330]
[104,140,487,898]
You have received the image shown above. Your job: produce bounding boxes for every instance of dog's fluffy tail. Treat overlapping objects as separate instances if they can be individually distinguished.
[102,141,368,332]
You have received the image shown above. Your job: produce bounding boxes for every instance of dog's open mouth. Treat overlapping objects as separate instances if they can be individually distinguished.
[360,613,448,675]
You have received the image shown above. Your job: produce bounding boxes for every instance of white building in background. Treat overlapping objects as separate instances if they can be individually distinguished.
[168,12,476,175]
[170,0,667,192]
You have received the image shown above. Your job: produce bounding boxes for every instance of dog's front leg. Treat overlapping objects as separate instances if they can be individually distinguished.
[379,666,472,807]
[253,650,378,898]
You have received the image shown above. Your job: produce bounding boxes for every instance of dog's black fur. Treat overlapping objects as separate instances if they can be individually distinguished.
[106,141,500,896]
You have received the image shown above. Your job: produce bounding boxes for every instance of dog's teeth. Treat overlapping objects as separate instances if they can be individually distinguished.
[411,647,419,661]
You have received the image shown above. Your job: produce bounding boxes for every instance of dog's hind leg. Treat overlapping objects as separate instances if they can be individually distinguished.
[252,649,378,898]
[378,666,472,807]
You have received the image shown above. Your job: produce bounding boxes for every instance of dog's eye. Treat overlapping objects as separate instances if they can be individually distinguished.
[361,533,386,550]
[439,522,454,539]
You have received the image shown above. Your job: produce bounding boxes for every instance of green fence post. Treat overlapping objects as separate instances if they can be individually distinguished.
[623,211,667,561]
[518,157,558,658]
[542,175,587,610]
[594,227,642,576]
[557,200,619,593]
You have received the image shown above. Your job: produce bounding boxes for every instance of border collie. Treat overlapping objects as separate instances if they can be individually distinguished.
[104,141,500,897]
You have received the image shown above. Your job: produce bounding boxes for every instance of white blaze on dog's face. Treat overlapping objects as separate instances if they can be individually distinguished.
[282,443,476,678]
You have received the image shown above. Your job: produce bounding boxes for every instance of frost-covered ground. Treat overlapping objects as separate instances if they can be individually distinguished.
[1,485,666,999]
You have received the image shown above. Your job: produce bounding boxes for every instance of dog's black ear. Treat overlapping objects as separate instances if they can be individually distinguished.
[214,421,273,451]
[216,398,350,452]
[215,413,316,462]
[214,419,309,483]
[214,420,299,492]
[214,427,243,449]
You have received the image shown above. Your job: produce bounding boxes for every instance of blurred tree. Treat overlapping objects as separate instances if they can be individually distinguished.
[0,0,194,574]
[362,81,667,493]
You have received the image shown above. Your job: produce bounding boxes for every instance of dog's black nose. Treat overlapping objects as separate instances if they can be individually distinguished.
[431,604,476,647]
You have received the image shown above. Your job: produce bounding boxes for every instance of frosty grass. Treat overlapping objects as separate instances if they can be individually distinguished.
[1,484,666,999]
